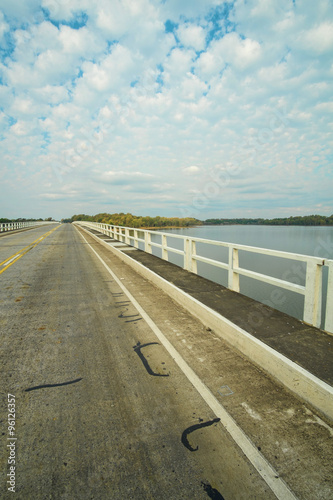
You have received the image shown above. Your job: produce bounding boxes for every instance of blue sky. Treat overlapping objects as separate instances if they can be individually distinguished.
[0,0,332,220]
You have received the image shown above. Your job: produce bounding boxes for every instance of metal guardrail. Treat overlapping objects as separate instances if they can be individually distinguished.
[0,221,57,233]
[74,221,333,333]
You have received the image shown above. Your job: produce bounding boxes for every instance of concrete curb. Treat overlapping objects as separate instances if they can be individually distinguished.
[77,224,333,421]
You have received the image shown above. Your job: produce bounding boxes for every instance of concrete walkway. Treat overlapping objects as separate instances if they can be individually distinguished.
[91,230,333,388]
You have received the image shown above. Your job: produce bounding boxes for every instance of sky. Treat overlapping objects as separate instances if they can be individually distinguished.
[0,0,332,221]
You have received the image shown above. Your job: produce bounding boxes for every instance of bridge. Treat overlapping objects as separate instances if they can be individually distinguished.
[1,222,332,499]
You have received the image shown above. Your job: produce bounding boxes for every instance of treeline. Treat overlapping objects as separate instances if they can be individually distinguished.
[0,217,50,223]
[69,213,333,228]
[204,215,333,226]
[70,213,201,228]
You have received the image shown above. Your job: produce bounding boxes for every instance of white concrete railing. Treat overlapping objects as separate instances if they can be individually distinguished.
[0,221,56,233]
[74,221,333,333]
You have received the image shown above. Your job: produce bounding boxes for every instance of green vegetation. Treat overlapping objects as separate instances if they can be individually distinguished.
[204,215,333,226]
[70,213,333,228]
[70,213,201,228]
[0,217,45,223]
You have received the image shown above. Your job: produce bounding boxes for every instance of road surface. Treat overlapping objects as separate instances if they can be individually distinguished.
[0,224,332,499]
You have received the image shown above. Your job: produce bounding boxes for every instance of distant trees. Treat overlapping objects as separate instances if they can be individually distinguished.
[70,213,201,228]
[0,217,45,223]
[69,213,333,228]
[203,215,333,226]
[204,218,265,225]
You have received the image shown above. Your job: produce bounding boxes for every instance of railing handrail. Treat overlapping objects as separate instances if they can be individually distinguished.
[0,221,57,232]
[74,221,333,333]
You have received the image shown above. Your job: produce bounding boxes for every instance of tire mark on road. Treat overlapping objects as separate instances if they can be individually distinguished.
[133,341,169,377]
[181,418,221,452]
[118,312,140,319]
[25,378,83,392]
[201,481,225,499]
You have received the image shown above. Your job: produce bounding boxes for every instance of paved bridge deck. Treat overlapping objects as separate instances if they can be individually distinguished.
[90,229,333,388]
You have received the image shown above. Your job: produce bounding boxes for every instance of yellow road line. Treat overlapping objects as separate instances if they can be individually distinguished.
[0,225,60,275]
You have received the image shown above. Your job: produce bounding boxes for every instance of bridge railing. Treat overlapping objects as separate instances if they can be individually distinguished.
[0,221,56,233]
[74,221,333,333]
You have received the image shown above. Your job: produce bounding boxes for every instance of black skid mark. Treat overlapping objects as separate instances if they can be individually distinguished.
[133,342,169,377]
[118,311,143,323]
[118,312,140,319]
[201,482,225,499]
[115,301,130,308]
[25,378,83,392]
[181,418,221,452]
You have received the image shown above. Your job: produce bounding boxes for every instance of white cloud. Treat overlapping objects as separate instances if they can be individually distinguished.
[100,170,154,183]
[32,84,69,106]
[58,25,106,56]
[163,47,196,85]
[298,22,333,54]
[177,23,206,51]
[80,44,136,92]
[10,120,31,136]
[215,32,262,70]
[184,166,200,174]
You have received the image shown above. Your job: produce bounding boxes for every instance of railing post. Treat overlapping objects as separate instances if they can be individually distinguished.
[303,260,323,328]
[144,231,152,254]
[228,246,240,292]
[184,238,190,271]
[125,228,130,245]
[162,235,168,261]
[191,240,197,274]
[134,230,139,248]
[184,239,197,274]
[324,260,333,333]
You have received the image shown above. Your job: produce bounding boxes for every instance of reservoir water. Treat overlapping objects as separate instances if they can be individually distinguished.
[158,225,333,328]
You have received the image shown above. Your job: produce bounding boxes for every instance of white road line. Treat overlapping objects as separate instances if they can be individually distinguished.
[2,254,21,266]
[77,228,298,500]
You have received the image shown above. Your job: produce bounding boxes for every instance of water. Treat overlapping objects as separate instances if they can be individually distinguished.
[163,225,333,258]
[158,225,333,327]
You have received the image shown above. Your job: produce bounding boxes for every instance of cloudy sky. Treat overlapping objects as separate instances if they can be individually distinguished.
[0,0,332,221]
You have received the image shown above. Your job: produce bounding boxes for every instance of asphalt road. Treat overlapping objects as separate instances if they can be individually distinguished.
[0,224,332,499]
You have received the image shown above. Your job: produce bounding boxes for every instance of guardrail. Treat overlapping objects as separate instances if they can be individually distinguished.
[0,221,57,233]
[74,221,333,334]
